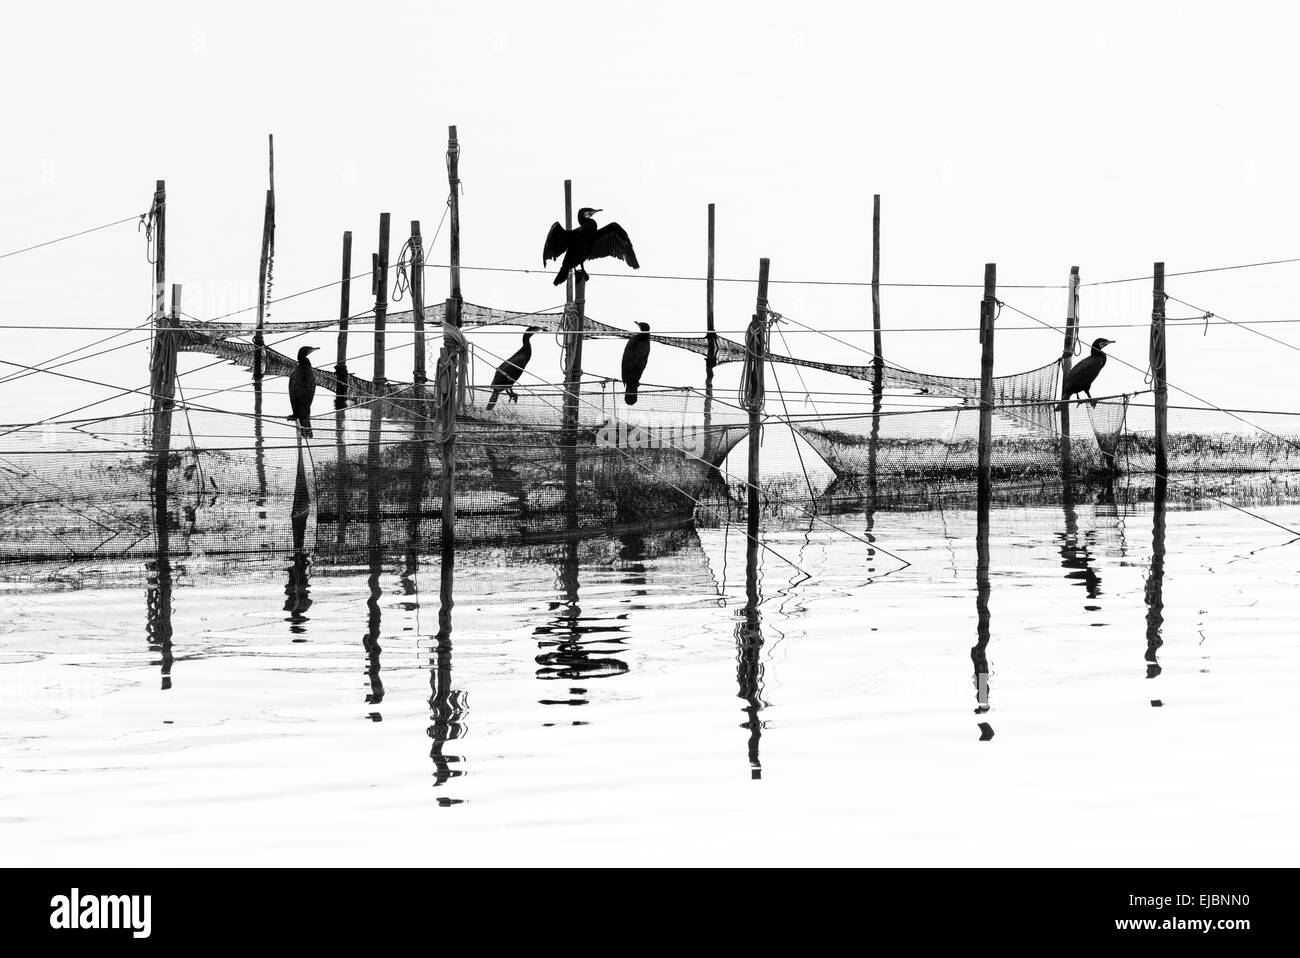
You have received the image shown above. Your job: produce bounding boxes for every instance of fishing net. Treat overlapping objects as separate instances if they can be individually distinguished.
[0,368,753,561]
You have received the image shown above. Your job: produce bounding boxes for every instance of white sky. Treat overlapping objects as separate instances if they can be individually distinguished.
[3,0,1299,425]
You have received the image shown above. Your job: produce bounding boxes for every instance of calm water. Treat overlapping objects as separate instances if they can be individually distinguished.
[2,480,1299,866]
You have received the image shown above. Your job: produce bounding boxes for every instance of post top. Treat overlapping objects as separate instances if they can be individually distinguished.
[155,179,165,191]
[411,219,421,234]
[448,124,457,139]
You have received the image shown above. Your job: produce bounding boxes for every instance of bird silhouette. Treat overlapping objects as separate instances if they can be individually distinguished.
[1060,337,1115,409]
[621,322,651,405]
[543,207,639,286]
[486,326,541,410]
[289,345,318,438]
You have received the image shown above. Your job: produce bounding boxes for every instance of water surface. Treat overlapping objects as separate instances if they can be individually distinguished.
[2,479,1298,866]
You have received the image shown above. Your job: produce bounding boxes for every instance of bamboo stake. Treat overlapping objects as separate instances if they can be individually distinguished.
[374,213,390,389]
[978,263,997,506]
[334,230,352,406]
[441,127,464,550]
[254,135,275,381]
[1060,265,1080,474]
[747,259,770,542]
[1152,262,1168,477]
[410,220,426,385]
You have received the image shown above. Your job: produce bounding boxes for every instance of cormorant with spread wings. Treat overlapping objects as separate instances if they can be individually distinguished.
[543,207,640,286]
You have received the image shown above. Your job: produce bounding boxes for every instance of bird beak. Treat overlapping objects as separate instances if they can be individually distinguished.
[307,346,319,353]
[592,209,603,214]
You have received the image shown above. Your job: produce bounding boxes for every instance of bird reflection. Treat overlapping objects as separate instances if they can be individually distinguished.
[534,540,628,702]
[971,490,992,732]
[1144,476,1168,687]
[283,445,312,636]
[428,538,467,798]
[735,532,766,778]
[1058,480,1102,604]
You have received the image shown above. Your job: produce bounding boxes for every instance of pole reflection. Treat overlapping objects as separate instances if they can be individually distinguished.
[972,488,993,740]
[735,530,765,777]
[1144,476,1168,699]
[428,537,467,801]
[534,540,628,705]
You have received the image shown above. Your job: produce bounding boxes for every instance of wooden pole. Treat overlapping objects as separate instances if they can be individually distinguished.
[1152,261,1168,477]
[868,194,884,506]
[706,203,717,372]
[150,283,180,536]
[410,220,426,385]
[978,263,997,506]
[563,272,586,528]
[448,125,462,303]
[560,178,583,529]
[441,127,464,550]
[334,230,352,406]
[152,180,166,328]
[374,213,391,390]
[871,195,883,364]
[254,135,275,382]
[704,203,716,459]
[747,259,770,540]
[1060,265,1080,472]
[564,180,574,306]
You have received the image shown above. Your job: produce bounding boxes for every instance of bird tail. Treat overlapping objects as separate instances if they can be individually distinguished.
[624,385,638,405]
[553,265,569,286]
[300,419,313,439]
[486,390,500,411]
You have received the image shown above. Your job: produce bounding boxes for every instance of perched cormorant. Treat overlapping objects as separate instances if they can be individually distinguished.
[1060,337,1115,409]
[621,321,651,405]
[486,326,542,410]
[543,207,640,286]
[289,345,319,438]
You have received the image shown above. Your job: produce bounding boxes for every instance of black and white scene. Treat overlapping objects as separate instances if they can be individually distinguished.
[0,0,1295,913]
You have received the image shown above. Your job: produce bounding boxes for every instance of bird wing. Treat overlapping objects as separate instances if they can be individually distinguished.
[543,222,569,264]
[622,336,650,383]
[588,223,640,269]
[492,345,531,387]
[1062,356,1100,396]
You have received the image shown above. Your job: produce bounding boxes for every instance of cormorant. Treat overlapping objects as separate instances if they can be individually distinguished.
[1060,337,1115,409]
[621,321,651,405]
[486,326,542,410]
[289,345,319,438]
[543,207,640,286]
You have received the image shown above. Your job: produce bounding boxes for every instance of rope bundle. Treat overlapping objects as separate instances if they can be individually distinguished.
[434,324,469,443]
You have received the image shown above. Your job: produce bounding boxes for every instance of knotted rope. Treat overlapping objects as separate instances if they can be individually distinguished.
[434,324,469,443]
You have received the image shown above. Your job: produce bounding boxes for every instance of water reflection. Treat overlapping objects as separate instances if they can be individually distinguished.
[428,538,467,801]
[283,445,312,636]
[1058,480,1102,605]
[146,469,174,691]
[534,540,628,698]
[735,531,766,777]
[971,490,992,735]
[1144,476,1168,694]
[362,404,384,717]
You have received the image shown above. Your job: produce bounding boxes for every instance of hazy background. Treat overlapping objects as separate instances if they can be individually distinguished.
[3,0,1298,432]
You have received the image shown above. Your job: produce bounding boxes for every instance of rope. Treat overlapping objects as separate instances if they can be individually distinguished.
[0,212,145,263]
[434,324,469,443]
